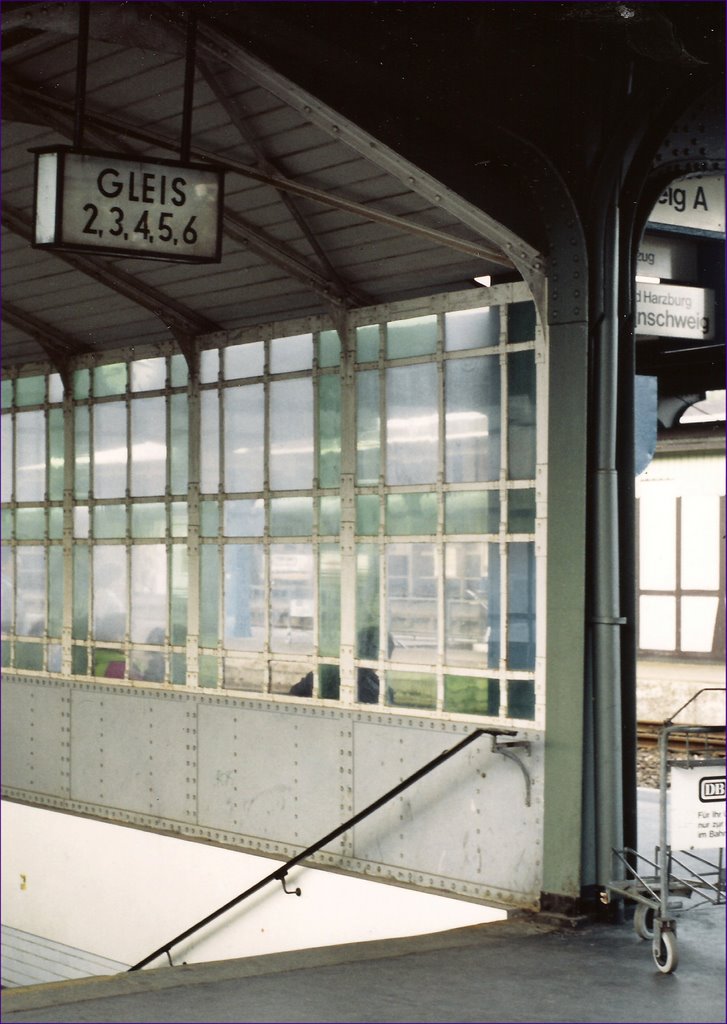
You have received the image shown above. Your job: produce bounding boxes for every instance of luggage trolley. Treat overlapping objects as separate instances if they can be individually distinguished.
[604,688,725,973]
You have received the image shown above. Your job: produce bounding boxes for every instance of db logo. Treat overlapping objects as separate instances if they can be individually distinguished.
[699,777,726,802]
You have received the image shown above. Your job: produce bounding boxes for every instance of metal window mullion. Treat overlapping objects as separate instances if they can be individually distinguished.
[339,315,357,702]
[186,359,201,689]
[61,383,75,675]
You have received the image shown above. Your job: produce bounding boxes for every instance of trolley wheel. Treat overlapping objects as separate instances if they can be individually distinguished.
[634,904,655,940]
[653,928,679,974]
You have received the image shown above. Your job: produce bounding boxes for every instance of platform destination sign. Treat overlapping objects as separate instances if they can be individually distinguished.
[635,282,715,341]
[648,174,725,234]
[33,147,224,263]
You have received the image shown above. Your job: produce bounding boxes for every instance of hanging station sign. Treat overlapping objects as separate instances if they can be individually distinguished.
[32,147,225,263]
[635,282,715,341]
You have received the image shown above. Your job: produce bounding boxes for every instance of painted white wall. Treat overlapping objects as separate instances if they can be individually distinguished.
[1,800,504,969]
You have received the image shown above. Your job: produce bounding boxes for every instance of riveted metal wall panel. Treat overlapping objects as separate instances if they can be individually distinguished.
[1,678,68,796]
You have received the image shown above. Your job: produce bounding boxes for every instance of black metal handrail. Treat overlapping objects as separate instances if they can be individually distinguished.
[128,725,513,971]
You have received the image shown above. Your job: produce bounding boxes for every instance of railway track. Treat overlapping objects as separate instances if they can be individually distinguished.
[637,720,725,755]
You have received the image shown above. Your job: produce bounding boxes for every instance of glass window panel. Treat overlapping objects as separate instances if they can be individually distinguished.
[225,341,264,379]
[272,660,312,695]
[48,408,64,501]
[224,499,264,537]
[386,364,438,485]
[356,324,379,362]
[445,541,493,666]
[224,383,264,493]
[445,356,500,483]
[319,376,341,488]
[224,544,264,651]
[72,644,88,674]
[1,380,12,408]
[74,406,90,499]
[270,379,313,490]
[94,363,127,397]
[200,390,220,494]
[200,500,218,537]
[48,643,62,672]
[385,670,436,709]
[680,596,719,653]
[131,502,166,538]
[131,357,166,392]
[1,642,9,667]
[130,645,166,683]
[445,306,500,351]
[199,349,219,384]
[16,546,46,636]
[48,374,63,404]
[356,494,379,535]
[73,369,90,400]
[385,492,437,535]
[271,497,313,536]
[16,641,44,670]
[131,396,166,496]
[93,646,126,678]
[74,506,90,539]
[356,370,380,484]
[16,410,45,501]
[1,415,12,502]
[2,509,13,540]
[681,495,720,590]
[16,375,46,406]
[48,546,63,638]
[270,333,313,373]
[387,315,437,358]
[356,544,380,650]
[170,545,188,646]
[93,402,127,499]
[170,354,188,388]
[386,542,437,656]
[507,680,535,720]
[222,656,266,693]
[445,491,499,535]
[508,542,536,670]
[72,546,89,640]
[508,301,537,343]
[16,507,45,540]
[171,652,187,686]
[508,488,536,533]
[94,504,126,539]
[1,547,13,630]
[319,496,341,536]
[199,544,220,648]
[130,545,166,646]
[508,351,536,480]
[319,330,341,367]
[270,543,314,653]
[319,543,341,658]
[444,675,499,715]
[199,653,218,687]
[170,394,188,495]
[93,546,127,642]
[320,664,341,700]
[639,494,677,590]
[49,507,63,539]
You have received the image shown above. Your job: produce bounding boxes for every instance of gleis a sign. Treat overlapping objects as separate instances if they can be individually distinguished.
[33,147,224,263]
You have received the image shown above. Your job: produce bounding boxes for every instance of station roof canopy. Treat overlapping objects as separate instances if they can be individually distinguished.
[2,1,724,383]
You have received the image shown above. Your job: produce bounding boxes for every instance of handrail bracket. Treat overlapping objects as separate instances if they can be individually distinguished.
[491,735,532,806]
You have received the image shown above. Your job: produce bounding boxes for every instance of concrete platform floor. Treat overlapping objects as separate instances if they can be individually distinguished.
[2,901,724,1024]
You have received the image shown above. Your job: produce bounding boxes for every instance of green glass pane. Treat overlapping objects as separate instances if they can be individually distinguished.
[319,664,340,700]
[356,494,379,535]
[48,408,64,501]
[508,351,536,480]
[356,370,380,484]
[271,497,313,537]
[1,641,10,667]
[444,307,500,351]
[48,507,63,539]
[385,670,436,710]
[48,546,63,637]
[170,354,188,388]
[507,680,535,720]
[16,376,45,407]
[319,544,340,657]
[387,315,437,359]
[386,492,437,535]
[356,543,379,645]
[199,653,218,688]
[74,406,90,499]
[73,547,89,640]
[16,507,45,540]
[507,301,537,343]
[508,488,536,533]
[94,647,126,678]
[15,641,43,670]
[94,363,127,397]
[319,330,341,367]
[444,675,500,715]
[1,380,12,409]
[72,644,88,675]
[508,541,536,670]
[94,504,127,539]
[131,502,166,538]
[318,375,341,488]
[170,394,188,494]
[73,369,90,400]
[200,500,219,537]
[171,502,188,537]
[2,509,13,539]
[170,545,188,646]
[356,324,379,362]
[199,545,219,647]
[171,652,187,685]
[319,496,340,535]
[445,491,499,534]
